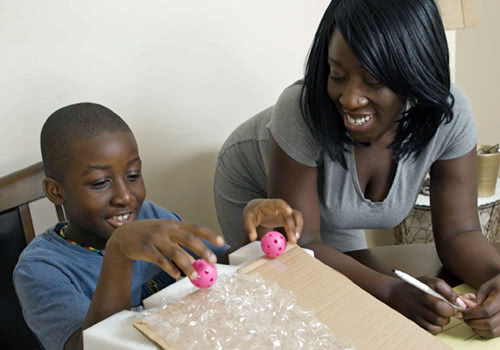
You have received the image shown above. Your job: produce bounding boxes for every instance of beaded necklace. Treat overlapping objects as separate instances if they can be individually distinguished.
[58,224,104,256]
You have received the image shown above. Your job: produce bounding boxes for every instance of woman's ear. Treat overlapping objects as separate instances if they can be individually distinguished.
[43,177,64,205]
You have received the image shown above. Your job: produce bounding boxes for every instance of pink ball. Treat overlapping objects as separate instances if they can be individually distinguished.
[261,231,287,258]
[190,259,217,288]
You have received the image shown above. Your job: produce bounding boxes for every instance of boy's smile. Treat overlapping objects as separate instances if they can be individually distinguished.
[59,131,146,250]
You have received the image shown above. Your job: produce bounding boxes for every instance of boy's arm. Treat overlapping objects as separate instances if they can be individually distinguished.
[64,246,134,349]
[65,219,225,350]
[14,258,91,350]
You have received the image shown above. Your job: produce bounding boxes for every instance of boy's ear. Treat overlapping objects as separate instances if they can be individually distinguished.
[42,177,64,205]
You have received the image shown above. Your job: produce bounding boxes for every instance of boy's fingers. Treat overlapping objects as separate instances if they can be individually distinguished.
[172,231,218,264]
[175,222,224,246]
[157,243,199,280]
[148,245,182,279]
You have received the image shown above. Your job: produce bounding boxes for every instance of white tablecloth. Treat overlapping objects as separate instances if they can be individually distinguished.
[83,241,270,349]
[83,264,239,350]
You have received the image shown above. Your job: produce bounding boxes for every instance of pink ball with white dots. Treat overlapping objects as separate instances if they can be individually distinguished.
[261,231,287,258]
[190,259,217,288]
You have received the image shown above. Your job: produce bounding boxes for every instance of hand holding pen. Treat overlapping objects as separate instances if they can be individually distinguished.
[387,270,467,334]
[393,269,467,310]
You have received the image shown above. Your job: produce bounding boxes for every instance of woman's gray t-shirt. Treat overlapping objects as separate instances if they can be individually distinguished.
[215,81,476,251]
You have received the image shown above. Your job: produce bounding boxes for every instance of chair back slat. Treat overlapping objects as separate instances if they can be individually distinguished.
[19,204,36,244]
[0,161,58,349]
[0,162,45,213]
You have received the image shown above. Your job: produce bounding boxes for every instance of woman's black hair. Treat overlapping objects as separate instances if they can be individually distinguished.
[301,0,453,167]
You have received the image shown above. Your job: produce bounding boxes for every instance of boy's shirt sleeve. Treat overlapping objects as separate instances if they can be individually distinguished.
[137,200,183,221]
[14,255,90,350]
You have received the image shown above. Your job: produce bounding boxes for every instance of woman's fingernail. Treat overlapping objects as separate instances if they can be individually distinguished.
[295,232,300,240]
[216,236,224,245]
[190,271,199,280]
[456,297,467,310]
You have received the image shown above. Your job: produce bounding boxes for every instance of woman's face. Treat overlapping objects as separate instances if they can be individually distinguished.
[327,31,404,144]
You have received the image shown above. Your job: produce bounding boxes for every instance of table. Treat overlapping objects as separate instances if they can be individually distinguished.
[395,182,500,244]
[85,244,451,350]
[347,242,500,286]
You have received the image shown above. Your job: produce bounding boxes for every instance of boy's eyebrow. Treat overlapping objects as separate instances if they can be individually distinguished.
[83,165,111,175]
[82,157,141,175]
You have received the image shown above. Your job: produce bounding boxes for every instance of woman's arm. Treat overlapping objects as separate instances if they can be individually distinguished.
[430,148,500,337]
[430,148,500,286]
[248,136,463,333]
[268,136,396,301]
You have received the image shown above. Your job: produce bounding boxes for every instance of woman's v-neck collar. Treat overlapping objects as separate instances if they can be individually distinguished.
[347,144,400,207]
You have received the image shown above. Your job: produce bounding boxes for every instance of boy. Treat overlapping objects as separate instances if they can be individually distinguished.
[13,103,229,350]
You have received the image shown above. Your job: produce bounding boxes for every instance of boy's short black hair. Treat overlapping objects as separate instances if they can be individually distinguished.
[40,102,132,181]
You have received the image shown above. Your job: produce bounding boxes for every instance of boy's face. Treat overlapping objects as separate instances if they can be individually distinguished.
[60,131,146,245]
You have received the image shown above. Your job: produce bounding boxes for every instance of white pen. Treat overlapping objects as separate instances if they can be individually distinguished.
[392,269,466,310]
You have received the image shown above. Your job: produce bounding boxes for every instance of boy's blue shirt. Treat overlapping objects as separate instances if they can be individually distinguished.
[13,200,229,350]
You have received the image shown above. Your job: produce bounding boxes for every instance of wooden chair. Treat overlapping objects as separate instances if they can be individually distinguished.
[0,161,64,349]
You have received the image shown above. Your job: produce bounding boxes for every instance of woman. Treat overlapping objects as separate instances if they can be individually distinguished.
[215,0,500,337]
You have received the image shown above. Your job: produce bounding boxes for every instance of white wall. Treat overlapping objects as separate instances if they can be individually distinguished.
[0,0,330,233]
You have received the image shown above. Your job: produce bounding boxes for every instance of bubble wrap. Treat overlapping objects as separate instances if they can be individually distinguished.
[135,273,353,350]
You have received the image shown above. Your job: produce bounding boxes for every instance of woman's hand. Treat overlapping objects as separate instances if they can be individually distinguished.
[243,198,303,244]
[387,276,465,334]
[463,274,500,337]
[106,219,225,281]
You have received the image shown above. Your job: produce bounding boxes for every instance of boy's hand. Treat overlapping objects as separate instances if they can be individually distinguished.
[463,274,500,337]
[243,198,303,244]
[106,219,225,281]
[387,276,463,334]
